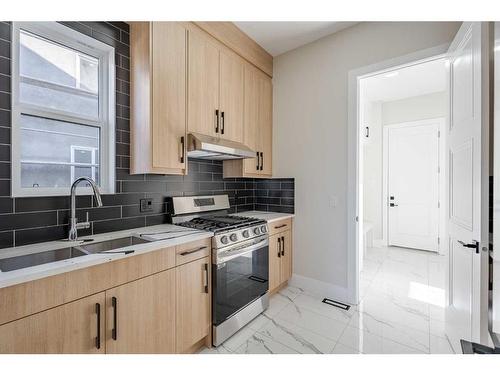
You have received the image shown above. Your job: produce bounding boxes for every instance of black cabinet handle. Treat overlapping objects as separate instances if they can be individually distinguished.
[180,136,185,163]
[112,296,117,341]
[260,152,263,171]
[281,236,285,256]
[203,263,209,293]
[95,303,101,350]
[215,109,219,133]
[220,111,225,134]
[179,246,208,256]
[274,224,287,229]
[277,237,281,258]
[256,151,260,171]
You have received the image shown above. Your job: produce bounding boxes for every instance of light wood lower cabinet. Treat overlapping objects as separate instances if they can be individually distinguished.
[0,292,105,354]
[105,270,176,354]
[175,256,211,353]
[269,226,293,293]
[0,239,212,354]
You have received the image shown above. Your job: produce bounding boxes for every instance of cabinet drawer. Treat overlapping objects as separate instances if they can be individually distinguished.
[176,238,211,266]
[269,218,292,236]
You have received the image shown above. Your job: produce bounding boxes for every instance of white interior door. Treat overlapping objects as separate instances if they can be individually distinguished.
[446,22,490,352]
[387,121,440,252]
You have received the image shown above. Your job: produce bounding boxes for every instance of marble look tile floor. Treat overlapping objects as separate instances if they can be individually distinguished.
[200,246,456,354]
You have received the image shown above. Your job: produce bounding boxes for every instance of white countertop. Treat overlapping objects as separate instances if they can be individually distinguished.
[0,224,211,289]
[236,210,295,223]
[0,211,294,289]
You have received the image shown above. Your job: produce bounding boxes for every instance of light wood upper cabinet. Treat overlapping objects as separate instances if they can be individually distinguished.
[188,27,245,144]
[175,256,211,353]
[224,63,273,178]
[188,29,219,138]
[0,292,105,354]
[130,22,187,175]
[219,50,245,143]
[105,270,176,354]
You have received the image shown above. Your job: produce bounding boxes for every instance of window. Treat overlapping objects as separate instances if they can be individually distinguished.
[11,22,115,196]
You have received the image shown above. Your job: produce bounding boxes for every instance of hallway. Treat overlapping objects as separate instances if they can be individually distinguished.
[201,246,455,354]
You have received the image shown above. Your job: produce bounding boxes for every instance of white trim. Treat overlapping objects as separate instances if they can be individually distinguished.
[288,274,349,304]
[10,22,115,197]
[347,43,451,305]
[381,118,445,254]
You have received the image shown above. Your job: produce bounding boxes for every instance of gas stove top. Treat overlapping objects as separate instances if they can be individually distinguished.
[177,215,264,233]
[170,195,269,249]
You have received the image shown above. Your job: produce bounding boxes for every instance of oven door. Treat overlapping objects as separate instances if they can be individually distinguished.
[213,237,269,326]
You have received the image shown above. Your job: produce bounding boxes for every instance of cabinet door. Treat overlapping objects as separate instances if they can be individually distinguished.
[259,73,273,176]
[242,65,273,176]
[280,231,292,284]
[176,256,211,353]
[151,22,187,171]
[219,50,245,143]
[0,292,105,354]
[269,234,282,292]
[188,29,220,137]
[243,64,263,174]
[105,269,176,354]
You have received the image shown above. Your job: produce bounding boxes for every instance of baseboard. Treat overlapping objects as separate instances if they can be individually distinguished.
[288,274,350,305]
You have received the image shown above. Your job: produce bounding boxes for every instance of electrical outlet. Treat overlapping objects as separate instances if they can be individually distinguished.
[140,198,153,213]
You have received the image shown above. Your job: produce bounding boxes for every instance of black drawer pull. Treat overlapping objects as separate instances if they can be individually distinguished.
[203,263,209,293]
[215,109,219,133]
[180,136,185,164]
[112,296,117,341]
[277,237,281,258]
[259,152,263,171]
[220,111,225,134]
[95,303,101,350]
[256,151,260,171]
[281,236,285,256]
[179,246,208,256]
[274,224,287,229]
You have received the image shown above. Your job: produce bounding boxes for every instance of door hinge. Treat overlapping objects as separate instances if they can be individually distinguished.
[438,237,440,245]
[437,166,440,174]
[438,201,440,208]
[438,130,441,138]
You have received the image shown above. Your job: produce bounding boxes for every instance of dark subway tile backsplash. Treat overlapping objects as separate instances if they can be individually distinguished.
[0,21,294,250]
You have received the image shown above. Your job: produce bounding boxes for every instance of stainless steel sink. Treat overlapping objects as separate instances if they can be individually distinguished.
[75,236,149,254]
[0,247,87,272]
[0,235,151,273]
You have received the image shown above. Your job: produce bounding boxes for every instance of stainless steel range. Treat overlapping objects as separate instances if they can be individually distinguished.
[170,195,269,347]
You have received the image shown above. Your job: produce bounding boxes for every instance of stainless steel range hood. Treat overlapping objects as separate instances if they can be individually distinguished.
[186,133,256,160]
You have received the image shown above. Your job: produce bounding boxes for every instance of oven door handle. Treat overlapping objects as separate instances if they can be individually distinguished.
[217,238,269,264]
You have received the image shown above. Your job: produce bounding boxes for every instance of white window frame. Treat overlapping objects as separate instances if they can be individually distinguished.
[11,22,115,197]
[70,145,99,182]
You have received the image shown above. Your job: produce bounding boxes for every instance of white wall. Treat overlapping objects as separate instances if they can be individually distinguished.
[273,22,460,298]
[382,91,447,125]
[362,91,447,243]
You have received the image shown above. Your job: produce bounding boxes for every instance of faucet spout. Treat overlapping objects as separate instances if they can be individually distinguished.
[68,177,103,241]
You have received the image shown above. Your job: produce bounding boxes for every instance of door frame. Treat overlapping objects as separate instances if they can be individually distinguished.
[347,44,450,305]
[382,118,446,254]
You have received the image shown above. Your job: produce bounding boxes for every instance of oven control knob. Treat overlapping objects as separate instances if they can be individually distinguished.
[260,225,268,233]
[242,230,250,238]
[253,227,261,235]
[230,233,238,242]
[220,235,229,245]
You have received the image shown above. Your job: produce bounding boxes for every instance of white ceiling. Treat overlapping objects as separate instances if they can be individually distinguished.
[361,58,447,102]
[234,22,357,56]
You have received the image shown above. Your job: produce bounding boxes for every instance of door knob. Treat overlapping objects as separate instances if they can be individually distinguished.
[457,240,479,254]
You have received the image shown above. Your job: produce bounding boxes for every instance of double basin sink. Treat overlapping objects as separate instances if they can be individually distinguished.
[0,236,150,273]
